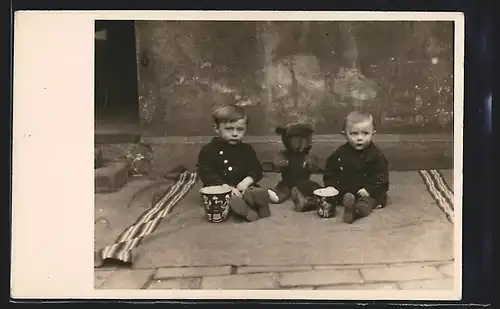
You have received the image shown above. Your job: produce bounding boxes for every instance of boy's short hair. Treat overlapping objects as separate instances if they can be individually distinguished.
[212,104,248,126]
[342,111,376,131]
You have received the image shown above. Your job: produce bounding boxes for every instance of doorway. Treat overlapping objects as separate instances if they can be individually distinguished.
[94,20,140,142]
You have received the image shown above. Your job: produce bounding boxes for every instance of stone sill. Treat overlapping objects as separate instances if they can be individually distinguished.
[95,132,141,145]
[142,134,454,145]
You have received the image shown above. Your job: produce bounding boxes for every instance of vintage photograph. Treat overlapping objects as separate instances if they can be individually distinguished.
[93,17,459,294]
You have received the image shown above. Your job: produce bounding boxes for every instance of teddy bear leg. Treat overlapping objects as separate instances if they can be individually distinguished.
[269,182,291,204]
[305,181,323,211]
[292,181,321,212]
[291,186,316,212]
[291,187,307,212]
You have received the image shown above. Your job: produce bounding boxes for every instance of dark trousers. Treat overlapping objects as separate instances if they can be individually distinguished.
[229,187,268,210]
[229,187,270,220]
[341,193,378,219]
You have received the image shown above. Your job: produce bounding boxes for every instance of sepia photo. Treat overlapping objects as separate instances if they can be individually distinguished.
[12,11,464,300]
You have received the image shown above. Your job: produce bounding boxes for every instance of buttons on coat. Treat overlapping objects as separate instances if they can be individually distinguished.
[218,149,232,172]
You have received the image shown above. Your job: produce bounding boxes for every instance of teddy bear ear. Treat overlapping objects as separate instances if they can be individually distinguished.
[301,122,315,134]
[275,126,285,135]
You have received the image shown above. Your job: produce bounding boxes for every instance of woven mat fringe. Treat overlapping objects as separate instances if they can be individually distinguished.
[418,169,454,223]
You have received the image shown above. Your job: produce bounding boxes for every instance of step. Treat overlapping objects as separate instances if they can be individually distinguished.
[95,160,129,193]
[95,132,141,145]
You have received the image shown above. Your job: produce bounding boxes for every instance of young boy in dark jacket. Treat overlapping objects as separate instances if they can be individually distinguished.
[197,104,271,222]
[323,111,389,224]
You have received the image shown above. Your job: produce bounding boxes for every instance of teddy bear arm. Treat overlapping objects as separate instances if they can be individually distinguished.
[305,154,320,172]
[274,150,289,170]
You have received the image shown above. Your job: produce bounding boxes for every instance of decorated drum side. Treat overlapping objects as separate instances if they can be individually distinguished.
[200,186,232,223]
[313,187,339,218]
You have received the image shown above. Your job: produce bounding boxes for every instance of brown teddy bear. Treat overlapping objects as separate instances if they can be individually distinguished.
[268,122,322,212]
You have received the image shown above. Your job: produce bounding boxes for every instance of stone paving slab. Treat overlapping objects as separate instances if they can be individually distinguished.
[237,265,313,274]
[280,270,363,288]
[95,260,456,290]
[391,260,451,267]
[155,266,232,279]
[360,264,444,282]
[98,269,156,289]
[147,278,201,289]
[94,269,116,288]
[200,273,281,290]
[316,283,399,290]
[313,264,388,271]
[398,278,454,290]
[437,263,454,277]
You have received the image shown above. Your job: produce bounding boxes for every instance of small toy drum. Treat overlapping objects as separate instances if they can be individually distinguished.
[313,187,339,218]
[200,185,232,223]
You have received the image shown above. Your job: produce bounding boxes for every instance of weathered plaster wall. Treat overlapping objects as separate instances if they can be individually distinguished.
[135,21,455,137]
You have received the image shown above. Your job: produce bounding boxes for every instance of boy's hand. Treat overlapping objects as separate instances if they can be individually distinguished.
[357,188,370,197]
[236,183,249,193]
[231,187,243,197]
[236,177,254,194]
[222,184,242,197]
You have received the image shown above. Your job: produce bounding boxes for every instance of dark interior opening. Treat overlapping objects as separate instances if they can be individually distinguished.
[94,20,140,142]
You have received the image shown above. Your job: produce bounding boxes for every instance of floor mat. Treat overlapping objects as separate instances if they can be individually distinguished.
[98,170,455,268]
[95,169,198,267]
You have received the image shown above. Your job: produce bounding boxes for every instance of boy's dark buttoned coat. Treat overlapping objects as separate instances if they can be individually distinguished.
[323,142,389,205]
[197,138,264,187]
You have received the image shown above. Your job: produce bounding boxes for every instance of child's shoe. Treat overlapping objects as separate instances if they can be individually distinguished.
[242,188,271,218]
[342,193,357,224]
[230,198,259,222]
[253,189,272,218]
[258,203,271,218]
[291,187,318,212]
[291,187,308,212]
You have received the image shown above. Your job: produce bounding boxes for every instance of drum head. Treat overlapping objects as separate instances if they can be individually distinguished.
[314,187,339,197]
[200,185,232,195]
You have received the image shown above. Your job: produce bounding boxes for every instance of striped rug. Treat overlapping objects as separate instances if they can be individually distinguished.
[96,170,198,267]
[419,169,454,223]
